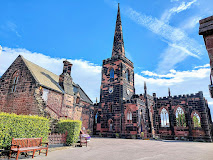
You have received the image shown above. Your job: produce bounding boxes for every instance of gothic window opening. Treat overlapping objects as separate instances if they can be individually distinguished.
[76,97,80,104]
[95,112,101,123]
[160,108,170,127]
[176,107,186,127]
[110,68,114,80]
[11,71,19,92]
[127,110,132,123]
[193,112,201,128]
[95,112,98,124]
[109,123,113,131]
[109,104,113,112]
[126,70,130,82]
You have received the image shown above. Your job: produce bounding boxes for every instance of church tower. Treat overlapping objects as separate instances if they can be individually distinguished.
[99,4,135,134]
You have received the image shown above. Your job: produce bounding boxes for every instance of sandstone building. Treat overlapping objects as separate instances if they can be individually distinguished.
[0,4,212,142]
[0,55,94,131]
[93,4,213,142]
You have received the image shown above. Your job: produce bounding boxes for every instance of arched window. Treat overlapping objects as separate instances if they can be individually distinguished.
[110,68,114,79]
[95,112,98,123]
[161,108,170,127]
[109,104,112,112]
[76,97,80,104]
[127,110,132,123]
[11,71,19,92]
[126,70,130,82]
[193,112,201,128]
[109,121,113,131]
[176,107,186,127]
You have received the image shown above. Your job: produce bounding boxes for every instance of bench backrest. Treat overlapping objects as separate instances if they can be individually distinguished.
[11,138,42,149]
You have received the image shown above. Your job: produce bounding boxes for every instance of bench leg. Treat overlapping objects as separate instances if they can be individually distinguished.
[46,149,48,156]
[16,151,20,160]
[8,150,12,159]
[32,150,35,158]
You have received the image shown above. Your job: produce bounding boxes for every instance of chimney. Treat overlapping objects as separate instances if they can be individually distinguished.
[59,60,74,95]
[63,60,73,75]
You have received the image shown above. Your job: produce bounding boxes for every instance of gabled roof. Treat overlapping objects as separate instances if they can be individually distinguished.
[20,55,93,104]
[21,55,64,93]
[73,83,93,105]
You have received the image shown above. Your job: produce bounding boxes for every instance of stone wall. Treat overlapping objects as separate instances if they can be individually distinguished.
[0,56,41,115]
[153,92,212,141]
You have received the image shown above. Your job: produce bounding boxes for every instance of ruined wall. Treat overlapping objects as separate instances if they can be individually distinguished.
[123,103,138,135]
[154,92,212,142]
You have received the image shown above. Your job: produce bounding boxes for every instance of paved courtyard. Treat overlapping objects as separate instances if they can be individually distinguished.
[32,138,213,160]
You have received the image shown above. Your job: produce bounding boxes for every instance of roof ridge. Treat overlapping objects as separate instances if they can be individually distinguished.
[21,55,60,77]
[20,55,64,93]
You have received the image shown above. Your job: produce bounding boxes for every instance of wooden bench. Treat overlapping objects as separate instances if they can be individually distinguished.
[9,137,48,160]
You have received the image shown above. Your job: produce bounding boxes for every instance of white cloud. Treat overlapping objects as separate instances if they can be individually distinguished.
[104,0,204,72]
[171,0,197,13]
[161,0,197,23]
[0,45,2,55]
[135,66,213,119]
[1,21,22,38]
[194,64,210,69]
[0,47,101,102]
[124,8,201,56]
[120,6,203,72]
[182,16,201,30]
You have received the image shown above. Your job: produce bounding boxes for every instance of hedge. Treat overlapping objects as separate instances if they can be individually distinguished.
[56,119,82,145]
[0,112,50,148]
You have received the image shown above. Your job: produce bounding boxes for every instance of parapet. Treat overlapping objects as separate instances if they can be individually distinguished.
[156,91,202,100]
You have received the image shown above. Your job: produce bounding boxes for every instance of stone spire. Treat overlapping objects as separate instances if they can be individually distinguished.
[168,88,171,97]
[112,3,125,57]
[144,81,147,95]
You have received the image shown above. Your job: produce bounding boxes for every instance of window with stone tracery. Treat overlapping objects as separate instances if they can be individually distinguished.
[109,104,112,112]
[160,108,170,127]
[193,112,201,128]
[126,69,130,82]
[109,121,113,131]
[110,68,114,79]
[11,71,19,92]
[127,110,132,123]
[176,107,186,127]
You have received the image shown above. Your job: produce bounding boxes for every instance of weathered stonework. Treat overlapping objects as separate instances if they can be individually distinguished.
[199,16,213,98]
[0,55,94,132]
[93,4,213,142]
[0,56,40,115]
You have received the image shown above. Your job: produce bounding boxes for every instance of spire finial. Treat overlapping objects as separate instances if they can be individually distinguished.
[112,3,125,57]
[168,88,171,97]
[144,81,147,96]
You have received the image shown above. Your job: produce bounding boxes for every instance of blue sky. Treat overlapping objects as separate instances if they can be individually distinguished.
[1,0,213,118]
